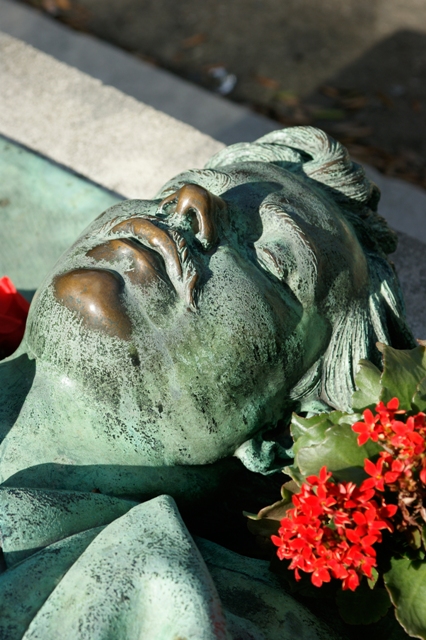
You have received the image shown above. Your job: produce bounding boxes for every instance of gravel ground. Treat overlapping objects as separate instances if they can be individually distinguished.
[15,0,426,188]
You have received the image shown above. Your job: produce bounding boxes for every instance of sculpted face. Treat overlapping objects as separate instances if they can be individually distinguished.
[15,128,412,475]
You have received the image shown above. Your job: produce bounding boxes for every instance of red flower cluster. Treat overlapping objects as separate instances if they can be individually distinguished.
[0,276,30,359]
[271,466,396,590]
[353,398,426,529]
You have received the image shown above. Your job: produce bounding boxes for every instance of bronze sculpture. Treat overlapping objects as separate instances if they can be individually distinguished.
[0,127,414,638]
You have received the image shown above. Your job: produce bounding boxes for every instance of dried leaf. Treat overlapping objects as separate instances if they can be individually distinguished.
[275,90,299,106]
[182,33,207,49]
[320,85,340,99]
[340,95,368,110]
[332,124,373,139]
[255,75,279,90]
[376,91,394,109]
[42,0,70,11]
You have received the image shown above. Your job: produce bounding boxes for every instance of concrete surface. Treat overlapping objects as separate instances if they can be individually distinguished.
[11,0,426,100]
[365,165,426,243]
[8,0,426,170]
[0,32,223,199]
[0,0,276,145]
[392,233,426,341]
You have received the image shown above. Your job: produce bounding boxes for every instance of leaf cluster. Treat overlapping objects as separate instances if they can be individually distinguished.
[287,343,426,486]
[249,343,426,638]
[295,344,426,639]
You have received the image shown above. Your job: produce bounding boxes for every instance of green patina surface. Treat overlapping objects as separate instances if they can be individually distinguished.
[0,135,122,294]
[0,127,416,639]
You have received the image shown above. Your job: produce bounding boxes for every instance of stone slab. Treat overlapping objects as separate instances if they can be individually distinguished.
[0,0,276,145]
[0,31,223,200]
[366,165,426,245]
[392,232,426,341]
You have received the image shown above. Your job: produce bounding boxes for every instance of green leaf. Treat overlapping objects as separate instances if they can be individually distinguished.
[244,493,292,538]
[410,529,422,550]
[290,411,338,443]
[295,421,380,483]
[384,556,426,639]
[380,344,426,411]
[312,108,346,120]
[336,584,391,625]
[283,463,304,486]
[250,498,291,522]
[281,480,299,501]
[368,567,379,590]
[291,411,353,455]
[413,376,426,413]
[352,359,382,412]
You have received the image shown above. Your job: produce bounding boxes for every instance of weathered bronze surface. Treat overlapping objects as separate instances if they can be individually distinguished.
[61,184,226,334]
[1,126,415,484]
[160,183,227,249]
[0,127,416,639]
[54,268,132,340]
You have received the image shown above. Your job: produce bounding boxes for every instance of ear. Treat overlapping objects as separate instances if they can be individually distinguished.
[233,432,293,475]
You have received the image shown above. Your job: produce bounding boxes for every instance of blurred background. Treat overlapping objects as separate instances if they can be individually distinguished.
[10,0,426,189]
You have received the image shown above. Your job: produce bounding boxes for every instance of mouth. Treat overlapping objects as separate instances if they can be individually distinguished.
[91,216,200,311]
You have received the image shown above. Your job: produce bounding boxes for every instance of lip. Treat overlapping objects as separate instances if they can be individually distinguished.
[93,216,200,311]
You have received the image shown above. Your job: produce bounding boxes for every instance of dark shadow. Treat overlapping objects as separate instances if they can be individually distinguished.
[392,231,426,341]
[3,457,251,505]
[222,180,285,242]
[18,289,37,304]
[0,354,36,444]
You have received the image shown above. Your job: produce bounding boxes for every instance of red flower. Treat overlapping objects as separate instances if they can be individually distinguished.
[273,397,426,591]
[352,409,381,445]
[311,564,331,587]
[0,276,30,359]
[342,569,359,591]
[351,398,426,535]
[383,457,405,485]
[271,466,395,590]
[363,458,386,491]
[375,398,404,425]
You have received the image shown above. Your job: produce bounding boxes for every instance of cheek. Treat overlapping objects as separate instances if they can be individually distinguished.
[171,249,302,395]
[154,254,303,462]
[205,250,274,329]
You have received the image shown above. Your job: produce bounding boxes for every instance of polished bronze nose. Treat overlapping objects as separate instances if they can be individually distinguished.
[160,184,226,250]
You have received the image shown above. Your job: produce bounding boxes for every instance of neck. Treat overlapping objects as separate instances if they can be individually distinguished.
[0,350,240,506]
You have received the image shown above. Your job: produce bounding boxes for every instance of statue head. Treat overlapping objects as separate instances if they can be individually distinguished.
[0,127,414,490]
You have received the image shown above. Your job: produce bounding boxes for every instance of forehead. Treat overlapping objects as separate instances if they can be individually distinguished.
[226,162,340,227]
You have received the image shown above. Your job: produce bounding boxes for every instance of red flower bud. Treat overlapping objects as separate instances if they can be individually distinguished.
[0,276,30,359]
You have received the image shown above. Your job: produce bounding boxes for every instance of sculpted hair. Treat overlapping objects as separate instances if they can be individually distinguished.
[206,126,392,254]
